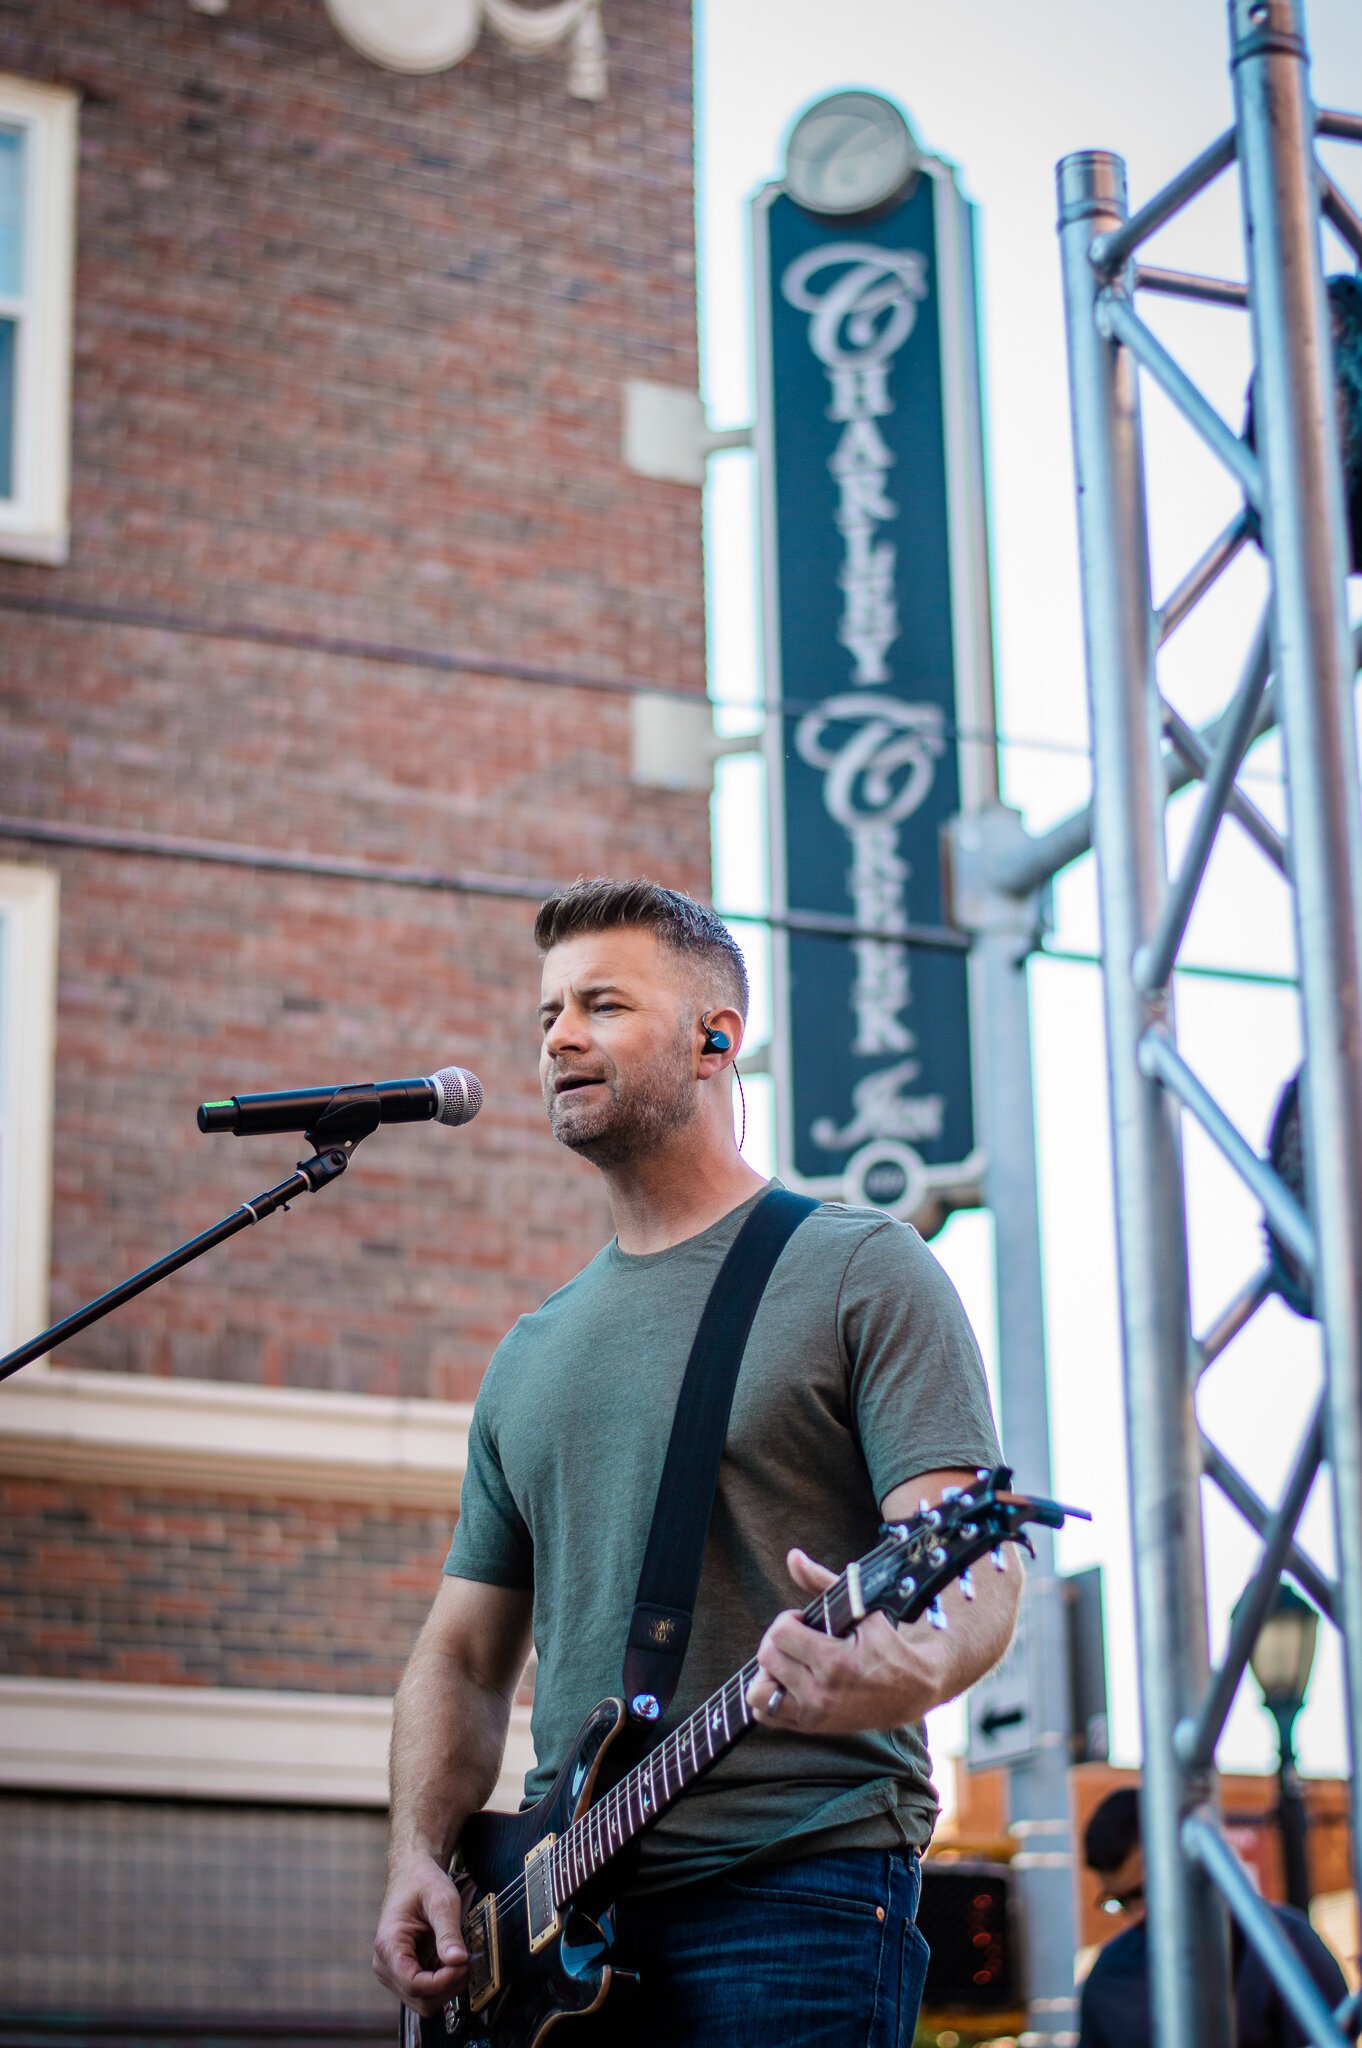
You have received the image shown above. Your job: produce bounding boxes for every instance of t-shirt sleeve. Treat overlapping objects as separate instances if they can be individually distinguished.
[837,1219,1002,1507]
[444,1396,534,1590]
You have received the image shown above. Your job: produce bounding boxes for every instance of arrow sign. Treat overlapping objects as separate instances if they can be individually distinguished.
[967,1599,1036,1767]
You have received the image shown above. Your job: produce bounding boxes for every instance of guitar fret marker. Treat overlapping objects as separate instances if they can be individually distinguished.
[433,1475,1088,2045]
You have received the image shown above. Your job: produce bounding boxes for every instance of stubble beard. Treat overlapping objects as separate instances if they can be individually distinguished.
[546,1025,698,1169]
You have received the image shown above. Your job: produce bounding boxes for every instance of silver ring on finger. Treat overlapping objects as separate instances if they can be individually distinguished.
[767,1684,785,1715]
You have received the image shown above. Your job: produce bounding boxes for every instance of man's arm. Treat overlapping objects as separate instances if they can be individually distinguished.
[745,1466,1021,1735]
[372,1574,533,2015]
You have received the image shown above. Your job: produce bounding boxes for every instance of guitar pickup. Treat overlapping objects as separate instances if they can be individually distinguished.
[465,1893,500,2014]
[525,1835,561,1954]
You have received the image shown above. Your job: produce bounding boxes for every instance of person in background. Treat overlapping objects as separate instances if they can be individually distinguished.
[1078,1786,1349,2048]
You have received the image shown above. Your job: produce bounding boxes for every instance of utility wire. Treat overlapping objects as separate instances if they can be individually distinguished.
[0,815,1299,986]
[0,586,1305,780]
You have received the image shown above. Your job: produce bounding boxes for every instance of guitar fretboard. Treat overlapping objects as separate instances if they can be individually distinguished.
[545,1542,899,1905]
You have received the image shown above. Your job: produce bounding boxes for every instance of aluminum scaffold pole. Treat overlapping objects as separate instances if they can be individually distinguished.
[1056,148,1236,2048]
[1229,0,1362,1922]
[1043,0,1362,2039]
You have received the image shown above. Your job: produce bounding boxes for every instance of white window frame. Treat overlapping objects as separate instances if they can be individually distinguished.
[0,75,77,564]
[0,860,58,1355]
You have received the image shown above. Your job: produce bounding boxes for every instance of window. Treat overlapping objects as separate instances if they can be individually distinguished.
[0,76,77,565]
[0,861,58,1355]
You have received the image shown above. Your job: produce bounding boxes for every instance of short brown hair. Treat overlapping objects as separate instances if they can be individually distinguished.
[1084,1788,1141,1875]
[534,877,749,1017]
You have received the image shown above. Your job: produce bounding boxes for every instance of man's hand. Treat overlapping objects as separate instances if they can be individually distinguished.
[745,1547,939,1735]
[375,1577,532,2016]
[745,1468,1022,1737]
[372,1853,468,2016]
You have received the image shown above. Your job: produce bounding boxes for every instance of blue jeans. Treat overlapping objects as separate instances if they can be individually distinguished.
[578,1847,929,2046]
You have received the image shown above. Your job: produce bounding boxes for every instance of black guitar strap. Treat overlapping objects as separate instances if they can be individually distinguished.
[621,1185,819,1724]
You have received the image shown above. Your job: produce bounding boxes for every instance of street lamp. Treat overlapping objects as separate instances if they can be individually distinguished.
[1248,1581,1320,1913]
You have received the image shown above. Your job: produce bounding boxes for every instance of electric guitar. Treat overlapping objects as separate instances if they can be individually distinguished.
[400,1466,1087,2048]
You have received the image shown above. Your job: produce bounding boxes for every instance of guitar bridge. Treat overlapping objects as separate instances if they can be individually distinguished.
[524,1834,561,1954]
[465,1892,500,2015]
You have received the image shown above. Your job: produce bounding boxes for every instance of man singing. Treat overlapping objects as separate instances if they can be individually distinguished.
[373,878,1016,2045]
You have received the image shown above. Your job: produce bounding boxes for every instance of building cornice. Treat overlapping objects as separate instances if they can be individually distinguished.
[0,1367,470,1507]
[0,1675,532,1809]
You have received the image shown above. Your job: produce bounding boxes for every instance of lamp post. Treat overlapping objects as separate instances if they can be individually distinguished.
[1249,1582,1320,1913]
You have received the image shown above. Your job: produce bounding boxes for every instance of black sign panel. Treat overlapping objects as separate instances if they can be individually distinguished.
[754,154,994,1227]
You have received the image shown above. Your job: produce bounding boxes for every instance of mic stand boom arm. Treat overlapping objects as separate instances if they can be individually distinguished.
[0,1094,383,1386]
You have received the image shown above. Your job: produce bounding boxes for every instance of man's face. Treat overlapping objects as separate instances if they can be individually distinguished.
[538,927,701,1168]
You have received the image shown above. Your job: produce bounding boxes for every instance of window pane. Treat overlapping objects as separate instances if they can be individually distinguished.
[0,317,14,498]
[0,126,23,298]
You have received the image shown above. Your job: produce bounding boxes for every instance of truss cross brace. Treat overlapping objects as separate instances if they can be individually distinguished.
[1053,2,1362,2044]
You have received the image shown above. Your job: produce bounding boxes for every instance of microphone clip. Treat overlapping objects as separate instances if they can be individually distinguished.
[289,1087,386,1194]
[301,1085,385,1154]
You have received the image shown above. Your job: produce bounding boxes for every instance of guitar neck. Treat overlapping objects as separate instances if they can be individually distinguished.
[547,1560,873,1905]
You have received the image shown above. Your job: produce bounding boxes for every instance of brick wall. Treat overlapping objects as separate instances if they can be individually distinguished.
[0,1476,454,1689]
[0,0,702,670]
[0,0,708,1399]
[0,0,705,1863]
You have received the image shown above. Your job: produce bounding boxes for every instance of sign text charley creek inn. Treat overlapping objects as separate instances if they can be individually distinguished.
[755,100,993,1231]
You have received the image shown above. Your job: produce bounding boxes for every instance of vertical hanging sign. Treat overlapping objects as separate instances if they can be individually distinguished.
[754,93,996,1232]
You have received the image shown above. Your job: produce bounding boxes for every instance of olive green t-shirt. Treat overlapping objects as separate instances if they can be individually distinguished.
[444,1185,1002,1891]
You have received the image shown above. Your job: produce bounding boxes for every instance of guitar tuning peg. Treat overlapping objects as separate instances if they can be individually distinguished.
[992,1546,1007,1571]
[918,1499,930,1517]
[928,1599,948,1630]
[959,1568,974,1601]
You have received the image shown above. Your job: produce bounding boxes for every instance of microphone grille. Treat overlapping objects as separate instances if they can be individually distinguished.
[431,1065,484,1127]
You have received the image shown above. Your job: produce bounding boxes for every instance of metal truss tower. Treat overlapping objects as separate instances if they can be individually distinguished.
[1050,1,1362,2040]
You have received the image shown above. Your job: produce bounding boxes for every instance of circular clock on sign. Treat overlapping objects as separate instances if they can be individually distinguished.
[784,91,921,218]
[324,0,481,73]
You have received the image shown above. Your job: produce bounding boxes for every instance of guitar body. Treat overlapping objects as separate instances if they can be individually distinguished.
[393,1473,1083,2048]
[403,1697,633,2048]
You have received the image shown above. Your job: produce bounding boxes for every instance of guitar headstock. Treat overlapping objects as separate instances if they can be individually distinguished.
[858,1466,1090,1628]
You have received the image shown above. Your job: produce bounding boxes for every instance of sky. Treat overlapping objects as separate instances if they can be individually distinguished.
[694,0,1362,1783]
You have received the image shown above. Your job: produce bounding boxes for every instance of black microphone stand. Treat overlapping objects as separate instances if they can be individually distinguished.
[0,1095,384,1386]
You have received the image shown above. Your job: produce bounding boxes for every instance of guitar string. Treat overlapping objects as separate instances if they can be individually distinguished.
[469,1517,945,1948]
[474,1510,990,1948]
[474,1604,845,1949]
[473,1658,767,1950]
[465,1497,1021,1964]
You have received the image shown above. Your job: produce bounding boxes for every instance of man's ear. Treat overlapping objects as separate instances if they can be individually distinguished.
[698,1006,744,1064]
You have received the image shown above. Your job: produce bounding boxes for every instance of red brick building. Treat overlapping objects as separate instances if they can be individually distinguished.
[0,2,706,2035]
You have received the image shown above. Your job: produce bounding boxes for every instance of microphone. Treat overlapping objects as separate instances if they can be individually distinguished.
[197,1066,483,1137]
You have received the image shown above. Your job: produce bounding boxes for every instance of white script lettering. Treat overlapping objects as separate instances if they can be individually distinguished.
[811,1060,947,1151]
